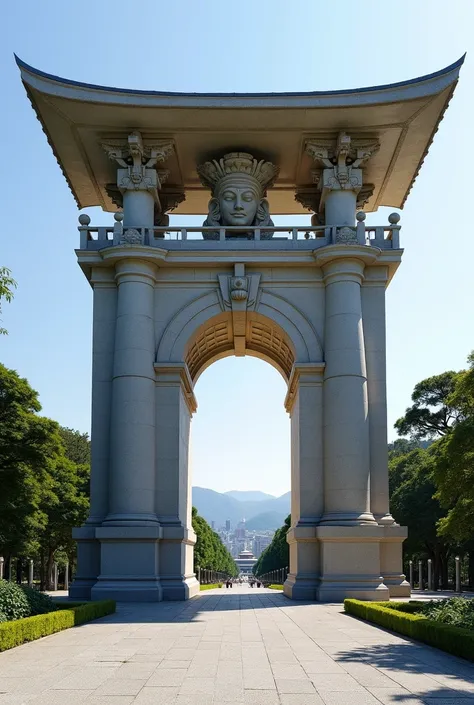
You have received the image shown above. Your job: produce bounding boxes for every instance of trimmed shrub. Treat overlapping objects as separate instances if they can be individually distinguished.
[21,587,57,616]
[0,581,30,621]
[0,611,7,623]
[344,599,474,662]
[0,600,116,652]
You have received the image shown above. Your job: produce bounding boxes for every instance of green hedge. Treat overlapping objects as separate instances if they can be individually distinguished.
[0,600,116,652]
[344,599,474,662]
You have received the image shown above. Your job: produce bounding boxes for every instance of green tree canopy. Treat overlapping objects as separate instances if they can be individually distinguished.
[394,371,461,439]
[0,267,16,335]
[253,514,290,577]
[432,353,474,543]
[192,507,238,577]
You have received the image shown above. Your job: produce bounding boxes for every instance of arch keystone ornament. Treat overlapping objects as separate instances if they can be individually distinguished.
[17,55,463,602]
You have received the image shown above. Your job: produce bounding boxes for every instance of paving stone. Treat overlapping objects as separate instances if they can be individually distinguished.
[179,677,215,694]
[146,669,187,687]
[318,692,382,705]
[279,695,325,705]
[84,699,135,705]
[243,691,281,703]
[276,678,316,693]
[93,679,146,696]
[366,687,424,704]
[134,687,180,704]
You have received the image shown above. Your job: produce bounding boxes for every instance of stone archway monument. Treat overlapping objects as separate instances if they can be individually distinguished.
[18,57,463,602]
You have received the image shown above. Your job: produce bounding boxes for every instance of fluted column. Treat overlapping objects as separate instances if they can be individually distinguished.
[361,266,393,524]
[320,254,375,525]
[104,259,158,524]
[92,258,162,601]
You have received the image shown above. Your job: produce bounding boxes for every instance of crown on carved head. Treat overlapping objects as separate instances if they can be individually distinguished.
[197,152,279,196]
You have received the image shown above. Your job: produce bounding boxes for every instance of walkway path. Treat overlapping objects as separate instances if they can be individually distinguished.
[1,584,473,705]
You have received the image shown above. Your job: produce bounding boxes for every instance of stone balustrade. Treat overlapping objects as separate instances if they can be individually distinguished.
[77,211,401,251]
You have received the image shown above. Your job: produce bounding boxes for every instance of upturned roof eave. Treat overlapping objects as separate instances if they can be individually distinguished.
[15,53,465,108]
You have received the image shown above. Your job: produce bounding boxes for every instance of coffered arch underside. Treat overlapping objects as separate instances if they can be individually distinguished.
[156,289,323,383]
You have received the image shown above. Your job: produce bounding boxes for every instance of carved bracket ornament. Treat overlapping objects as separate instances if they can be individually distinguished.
[102,131,176,218]
[218,264,261,356]
[304,132,379,219]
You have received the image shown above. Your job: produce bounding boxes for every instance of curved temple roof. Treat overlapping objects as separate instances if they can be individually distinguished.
[16,56,464,215]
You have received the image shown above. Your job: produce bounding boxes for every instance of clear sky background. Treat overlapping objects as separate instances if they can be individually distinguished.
[2,1,473,498]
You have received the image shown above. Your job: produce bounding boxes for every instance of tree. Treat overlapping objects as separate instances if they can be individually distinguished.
[253,514,290,577]
[389,447,453,588]
[58,427,90,466]
[0,267,16,335]
[0,364,91,587]
[432,353,474,544]
[192,507,238,577]
[0,365,56,562]
[394,372,461,439]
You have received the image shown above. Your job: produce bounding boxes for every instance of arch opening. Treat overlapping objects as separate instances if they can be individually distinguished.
[184,311,296,384]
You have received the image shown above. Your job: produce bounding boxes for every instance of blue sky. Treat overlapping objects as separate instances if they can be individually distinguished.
[2,1,473,497]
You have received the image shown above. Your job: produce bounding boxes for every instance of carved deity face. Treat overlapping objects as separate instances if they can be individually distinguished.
[218,186,259,226]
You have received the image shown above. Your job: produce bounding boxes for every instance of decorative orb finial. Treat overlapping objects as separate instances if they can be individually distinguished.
[78,214,91,225]
[388,212,400,224]
[356,211,366,222]
[114,212,124,222]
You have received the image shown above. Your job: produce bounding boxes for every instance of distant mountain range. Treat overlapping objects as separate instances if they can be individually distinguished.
[192,487,290,529]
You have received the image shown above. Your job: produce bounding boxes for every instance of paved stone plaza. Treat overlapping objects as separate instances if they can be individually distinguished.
[1,585,473,705]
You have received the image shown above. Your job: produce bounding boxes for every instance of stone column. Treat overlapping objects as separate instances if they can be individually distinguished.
[92,258,162,601]
[154,364,199,600]
[70,269,116,600]
[320,253,374,524]
[315,247,388,602]
[361,266,410,596]
[283,364,325,601]
[361,266,393,524]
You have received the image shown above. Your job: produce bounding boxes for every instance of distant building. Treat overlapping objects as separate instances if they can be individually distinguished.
[235,519,246,539]
[235,549,257,575]
[211,520,215,530]
[225,519,231,532]
[253,535,272,558]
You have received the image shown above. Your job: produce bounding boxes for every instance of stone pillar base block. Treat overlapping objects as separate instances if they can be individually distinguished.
[283,573,319,601]
[318,577,389,602]
[69,524,101,600]
[91,579,162,602]
[93,525,162,602]
[316,525,389,602]
[161,575,200,601]
[380,525,410,598]
[384,576,411,597]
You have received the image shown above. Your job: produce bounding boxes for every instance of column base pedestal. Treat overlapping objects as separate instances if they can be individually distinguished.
[380,524,411,597]
[316,525,389,602]
[159,524,198,600]
[283,524,320,600]
[283,573,319,600]
[91,525,163,602]
[69,524,101,600]
[161,575,200,600]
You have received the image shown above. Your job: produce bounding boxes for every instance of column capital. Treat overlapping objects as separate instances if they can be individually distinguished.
[284,362,325,413]
[305,132,379,221]
[154,362,198,415]
[114,258,158,285]
[315,246,379,284]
